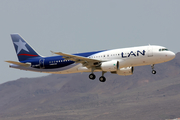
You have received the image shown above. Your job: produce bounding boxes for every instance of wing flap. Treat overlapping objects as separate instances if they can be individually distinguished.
[5,61,31,67]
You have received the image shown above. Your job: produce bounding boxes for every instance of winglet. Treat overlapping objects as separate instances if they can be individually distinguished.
[50,51,55,55]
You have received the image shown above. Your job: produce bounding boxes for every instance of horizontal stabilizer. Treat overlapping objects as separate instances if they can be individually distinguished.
[5,61,31,67]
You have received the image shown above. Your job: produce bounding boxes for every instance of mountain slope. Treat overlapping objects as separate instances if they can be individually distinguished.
[0,53,180,120]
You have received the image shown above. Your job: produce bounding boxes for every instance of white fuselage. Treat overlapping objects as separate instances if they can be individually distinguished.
[8,33,176,82]
[10,45,175,74]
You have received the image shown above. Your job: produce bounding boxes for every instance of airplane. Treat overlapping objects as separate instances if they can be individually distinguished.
[6,33,176,82]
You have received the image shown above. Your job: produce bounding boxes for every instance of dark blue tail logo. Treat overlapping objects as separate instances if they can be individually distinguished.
[14,39,29,54]
[11,34,41,62]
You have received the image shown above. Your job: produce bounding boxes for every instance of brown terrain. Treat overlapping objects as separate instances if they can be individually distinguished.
[0,53,180,120]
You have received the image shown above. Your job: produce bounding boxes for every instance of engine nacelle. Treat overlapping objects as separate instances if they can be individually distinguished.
[101,60,118,71]
[116,67,134,76]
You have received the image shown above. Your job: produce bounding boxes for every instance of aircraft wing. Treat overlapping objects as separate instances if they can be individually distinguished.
[51,51,103,68]
[5,61,31,67]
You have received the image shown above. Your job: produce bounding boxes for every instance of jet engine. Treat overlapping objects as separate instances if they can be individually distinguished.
[116,67,134,76]
[100,60,134,76]
[101,60,119,71]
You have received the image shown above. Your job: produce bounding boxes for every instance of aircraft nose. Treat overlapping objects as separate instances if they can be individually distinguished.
[168,51,176,60]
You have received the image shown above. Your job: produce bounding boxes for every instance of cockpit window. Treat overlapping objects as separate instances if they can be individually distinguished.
[159,48,168,51]
[162,48,168,51]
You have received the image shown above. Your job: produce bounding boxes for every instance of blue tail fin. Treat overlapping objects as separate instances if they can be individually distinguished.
[11,34,41,62]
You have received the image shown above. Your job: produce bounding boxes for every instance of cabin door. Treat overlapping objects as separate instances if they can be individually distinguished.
[147,46,153,57]
[39,59,45,69]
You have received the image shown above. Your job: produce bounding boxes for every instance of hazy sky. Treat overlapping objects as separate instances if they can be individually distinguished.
[1,0,180,84]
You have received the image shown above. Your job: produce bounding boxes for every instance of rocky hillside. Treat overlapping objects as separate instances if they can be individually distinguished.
[0,53,180,120]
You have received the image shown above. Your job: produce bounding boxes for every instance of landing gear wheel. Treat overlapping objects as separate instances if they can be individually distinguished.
[89,73,96,80]
[99,76,106,82]
[152,70,156,74]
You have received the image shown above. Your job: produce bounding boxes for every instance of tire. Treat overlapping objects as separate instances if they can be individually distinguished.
[89,73,96,80]
[152,70,156,74]
[99,76,106,82]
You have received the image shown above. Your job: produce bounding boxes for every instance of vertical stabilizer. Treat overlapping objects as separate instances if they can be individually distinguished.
[11,34,41,62]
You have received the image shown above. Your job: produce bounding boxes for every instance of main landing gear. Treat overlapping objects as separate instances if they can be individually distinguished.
[151,64,156,74]
[89,71,106,82]
[99,71,106,82]
[89,67,96,80]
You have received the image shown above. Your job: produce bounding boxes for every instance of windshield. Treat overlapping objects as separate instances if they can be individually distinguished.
[159,48,168,51]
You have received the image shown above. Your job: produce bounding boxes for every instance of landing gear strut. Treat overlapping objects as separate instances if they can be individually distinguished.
[151,64,156,74]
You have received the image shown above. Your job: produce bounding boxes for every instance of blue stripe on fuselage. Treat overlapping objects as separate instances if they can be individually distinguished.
[20,50,107,69]
[73,50,106,57]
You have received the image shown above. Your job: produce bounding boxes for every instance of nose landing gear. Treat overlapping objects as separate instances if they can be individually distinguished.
[151,64,156,74]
